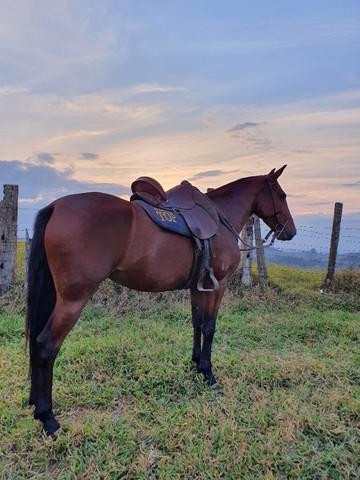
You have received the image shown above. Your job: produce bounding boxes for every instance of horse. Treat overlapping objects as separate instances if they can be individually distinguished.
[26,165,296,435]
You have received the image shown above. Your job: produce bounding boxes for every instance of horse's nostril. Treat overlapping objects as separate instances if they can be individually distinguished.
[287,229,296,240]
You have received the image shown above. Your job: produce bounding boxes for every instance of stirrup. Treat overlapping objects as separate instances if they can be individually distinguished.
[197,267,219,292]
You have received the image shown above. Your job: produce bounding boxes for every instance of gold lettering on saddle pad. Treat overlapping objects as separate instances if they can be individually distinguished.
[155,208,177,223]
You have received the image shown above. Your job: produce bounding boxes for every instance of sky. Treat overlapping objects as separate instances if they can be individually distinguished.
[0,1,360,252]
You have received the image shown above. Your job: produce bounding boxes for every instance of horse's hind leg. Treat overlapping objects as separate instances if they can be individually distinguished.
[31,296,90,435]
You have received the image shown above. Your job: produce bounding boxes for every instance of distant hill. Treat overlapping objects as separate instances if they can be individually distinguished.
[264,248,360,270]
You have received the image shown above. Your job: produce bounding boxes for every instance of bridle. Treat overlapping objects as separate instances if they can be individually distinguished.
[213,179,289,251]
[260,179,289,246]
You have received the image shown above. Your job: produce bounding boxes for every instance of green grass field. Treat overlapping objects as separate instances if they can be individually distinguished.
[0,263,359,479]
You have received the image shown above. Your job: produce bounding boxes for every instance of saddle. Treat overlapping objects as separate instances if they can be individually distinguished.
[131,176,219,239]
[130,176,220,291]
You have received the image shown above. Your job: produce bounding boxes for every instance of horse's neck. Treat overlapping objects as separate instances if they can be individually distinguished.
[208,177,263,233]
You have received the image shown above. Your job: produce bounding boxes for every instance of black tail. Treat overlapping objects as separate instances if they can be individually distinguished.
[26,205,56,359]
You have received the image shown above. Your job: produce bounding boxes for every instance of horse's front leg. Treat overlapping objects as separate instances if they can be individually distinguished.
[190,284,225,387]
[191,299,202,366]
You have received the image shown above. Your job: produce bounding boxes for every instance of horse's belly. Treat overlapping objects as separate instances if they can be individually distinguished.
[110,232,194,292]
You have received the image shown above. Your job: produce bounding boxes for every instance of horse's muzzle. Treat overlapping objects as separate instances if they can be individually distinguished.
[276,225,297,241]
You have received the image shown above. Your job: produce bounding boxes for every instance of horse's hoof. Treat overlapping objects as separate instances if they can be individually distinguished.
[206,374,219,389]
[35,411,60,437]
[43,417,60,437]
[208,381,219,390]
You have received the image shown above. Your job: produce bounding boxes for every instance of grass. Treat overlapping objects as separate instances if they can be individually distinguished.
[0,262,359,479]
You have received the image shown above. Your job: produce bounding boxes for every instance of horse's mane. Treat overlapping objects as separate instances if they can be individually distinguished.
[205,175,264,199]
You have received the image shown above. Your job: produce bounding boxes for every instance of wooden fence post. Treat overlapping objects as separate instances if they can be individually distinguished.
[24,229,32,291]
[0,185,19,294]
[241,216,254,286]
[253,215,268,288]
[322,202,343,291]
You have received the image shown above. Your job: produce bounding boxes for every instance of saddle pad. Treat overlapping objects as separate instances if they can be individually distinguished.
[134,200,192,237]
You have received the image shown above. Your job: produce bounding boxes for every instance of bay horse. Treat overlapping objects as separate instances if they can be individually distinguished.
[26,165,296,435]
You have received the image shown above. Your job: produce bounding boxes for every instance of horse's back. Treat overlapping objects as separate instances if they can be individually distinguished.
[48,192,133,243]
[52,191,130,211]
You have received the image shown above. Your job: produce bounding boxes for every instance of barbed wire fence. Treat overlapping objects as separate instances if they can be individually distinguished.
[1,184,359,295]
[241,202,360,288]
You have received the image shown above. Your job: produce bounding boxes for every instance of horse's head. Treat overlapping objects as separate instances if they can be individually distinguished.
[254,165,296,241]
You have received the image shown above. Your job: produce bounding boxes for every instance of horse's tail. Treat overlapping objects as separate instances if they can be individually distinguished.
[26,205,56,360]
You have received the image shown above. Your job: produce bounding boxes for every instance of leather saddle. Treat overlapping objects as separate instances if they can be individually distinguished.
[130,176,219,240]
[130,176,220,291]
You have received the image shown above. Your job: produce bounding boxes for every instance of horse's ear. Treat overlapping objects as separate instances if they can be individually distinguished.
[270,164,287,181]
[274,164,287,179]
[268,165,287,182]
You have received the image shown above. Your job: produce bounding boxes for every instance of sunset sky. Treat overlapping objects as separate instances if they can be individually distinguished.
[1,1,359,251]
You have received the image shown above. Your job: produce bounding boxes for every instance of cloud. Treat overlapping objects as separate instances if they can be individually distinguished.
[24,152,60,166]
[227,122,263,133]
[249,137,272,147]
[341,181,360,188]
[189,169,238,181]
[304,201,332,206]
[36,152,56,164]
[226,122,272,148]
[0,160,129,205]
[0,85,28,95]
[41,129,110,146]
[81,152,99,160]
[0,159,130,231]
[0,2,125,94]
[128,84,189,95]
[293,149,313,154]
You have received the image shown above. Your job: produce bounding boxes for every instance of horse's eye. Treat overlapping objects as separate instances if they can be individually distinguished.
[280,193,287,200]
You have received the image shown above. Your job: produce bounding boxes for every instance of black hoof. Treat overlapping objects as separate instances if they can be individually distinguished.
[208,380,219,389]
[206,374,218,389]
[43,417,60,437]
[34,411,60,436]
